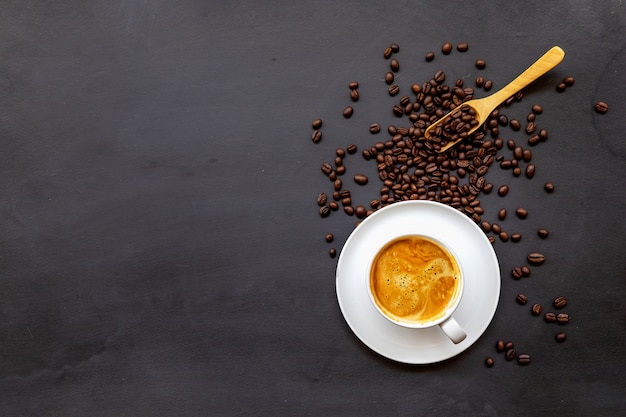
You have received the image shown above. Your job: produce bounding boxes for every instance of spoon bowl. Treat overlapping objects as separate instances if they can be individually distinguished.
[424,46,565,153]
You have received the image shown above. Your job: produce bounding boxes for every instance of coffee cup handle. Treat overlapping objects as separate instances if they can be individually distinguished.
[439,316,467,344]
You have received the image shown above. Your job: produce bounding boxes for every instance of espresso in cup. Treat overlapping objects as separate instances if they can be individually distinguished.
[369,235,462,326]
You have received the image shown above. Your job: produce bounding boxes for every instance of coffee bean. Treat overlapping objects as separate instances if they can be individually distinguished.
[475,76,484,88]
[563,76,575,86]
[321,162,333,175]
[346,144,357,154]
[350,89,359,101]
[557,313,570,324]
[329,248,337,258]
[334,178,342,191]
[551,297,567,309]
[511,233,522,242]
[354,174,368,185]
[311,129,322,143]
[325,233,334,243]
[544,182,555,193]
[505,341,514,350]
[475,59,486,69]
[319,206,330,218]
[492,223,502,234]
[515,208,528,219]
[388,84,400,96]
[485,357,494,367]
[425,51,435,62]
[521,266,531,277]
[512,267,523,279]
[369,123,381,134]
[383,47,393,59]
[483,80,493,91]
[528,134,541,146]
[312,118,323,129]
[538,228,549,238]
[517,354,531,365]
[516,294,528,305]
[498,208,507,220]
[390,58,399,72]
[481,221,492,233]
[496,340,505,352]
[525,121,536,134]
[355,205,367,219]
[456,42,469,52]
[525,163,536,179]
[316,192,327,206]
[595,101,609,113]
[343,106,354,119]
[329,201,338,211]
[556,82,566,92]
[509,119,521,130]
[544,312,557,323]
[499,231,509,242]
[348,81,359,90]
[531,104,543,114]
[393,105,403,116]
[505,349,516,361]
[531,303,542,316]
[335,165,345,175]
[527,253,546,265]
[555,332,567,343]
[498,185,509,196]
[385,72,394,84]
[343,206,354,216]
[442,42,453,54]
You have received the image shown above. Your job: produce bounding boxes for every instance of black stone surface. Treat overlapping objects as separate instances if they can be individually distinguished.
[1,1,624,415]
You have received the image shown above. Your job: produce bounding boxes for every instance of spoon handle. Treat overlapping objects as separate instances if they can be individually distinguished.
[484,46,565,109]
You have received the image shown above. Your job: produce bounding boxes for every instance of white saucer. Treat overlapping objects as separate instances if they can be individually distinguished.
[336,200,500,364]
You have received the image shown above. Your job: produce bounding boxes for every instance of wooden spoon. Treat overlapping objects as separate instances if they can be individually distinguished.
[425,46,565,153]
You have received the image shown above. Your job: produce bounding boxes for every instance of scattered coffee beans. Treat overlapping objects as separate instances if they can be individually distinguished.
[485,357,494,367]
[311,42,578,367]
[329,248,336,258]
[538,228,549,238]
[325,233,334,243]
[555,332,567,343]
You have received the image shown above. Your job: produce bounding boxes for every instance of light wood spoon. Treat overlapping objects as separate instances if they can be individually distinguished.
[424,46,565,152]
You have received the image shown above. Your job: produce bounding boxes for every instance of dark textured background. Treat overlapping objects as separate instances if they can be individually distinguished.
[1,1,624,415]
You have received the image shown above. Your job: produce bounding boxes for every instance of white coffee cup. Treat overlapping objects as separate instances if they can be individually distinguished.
[367,234,467,344]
